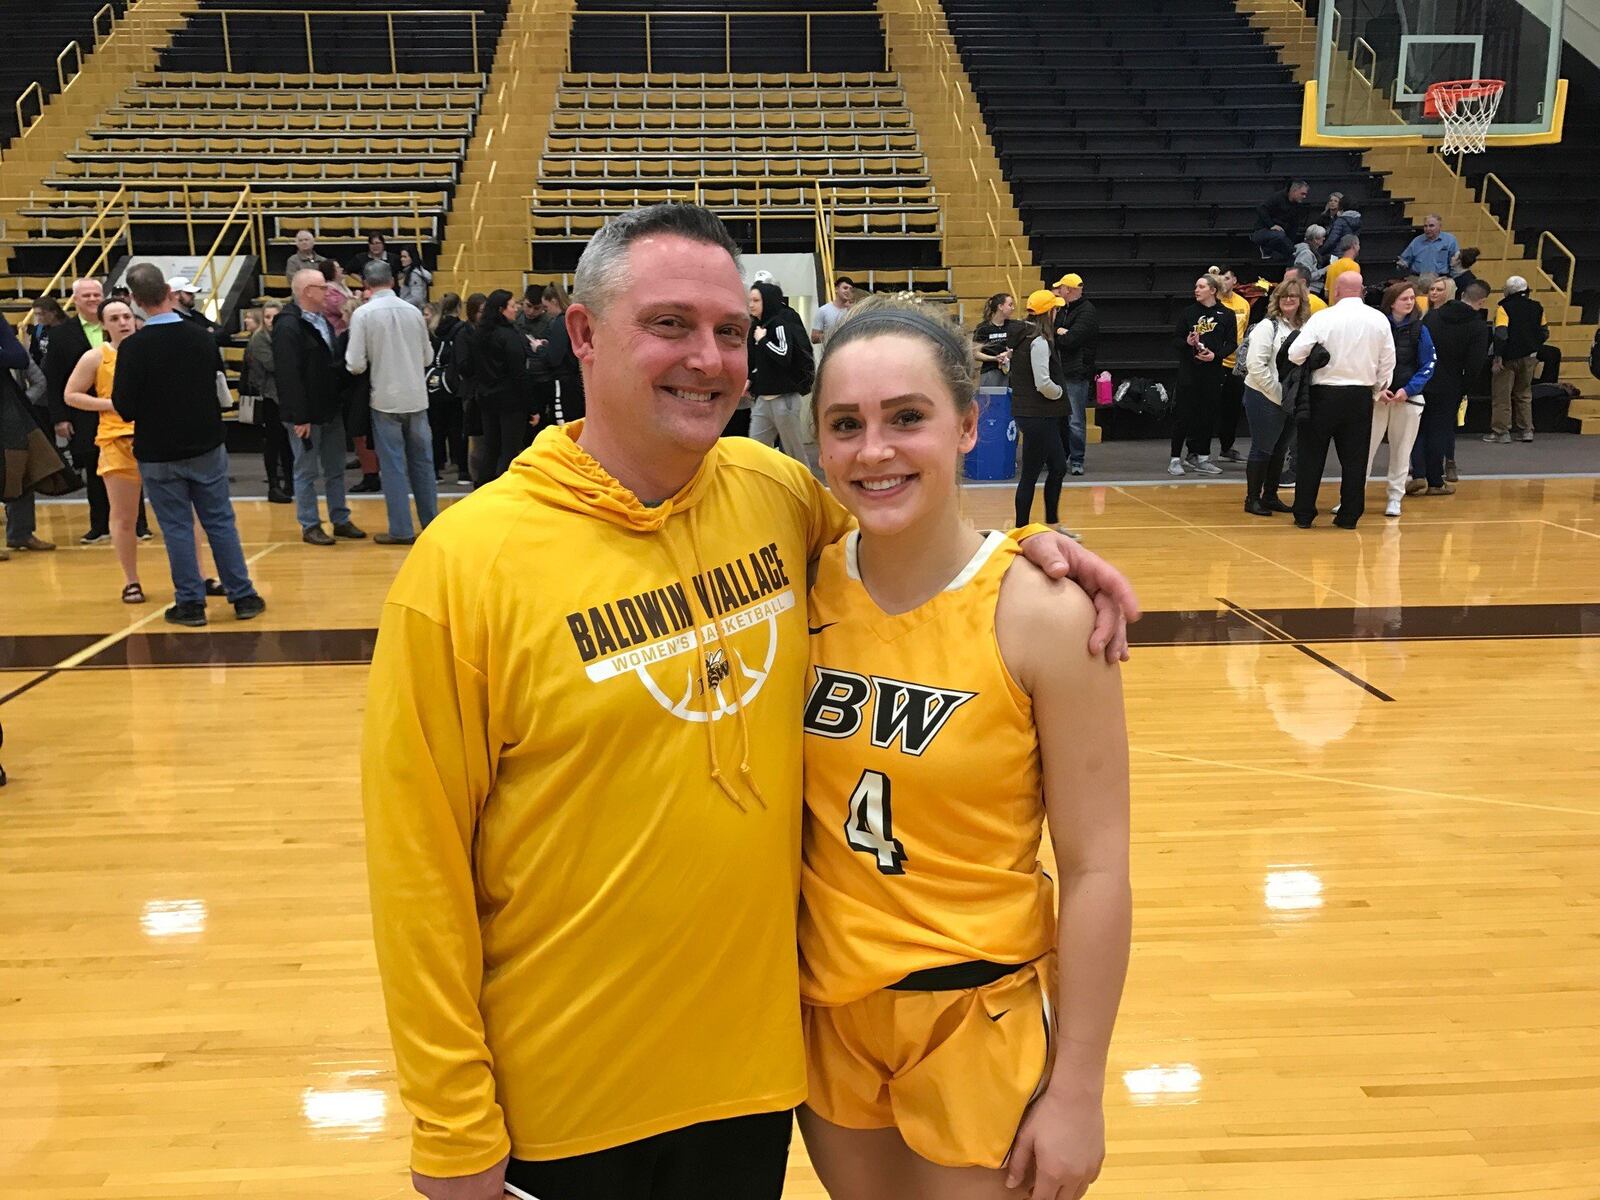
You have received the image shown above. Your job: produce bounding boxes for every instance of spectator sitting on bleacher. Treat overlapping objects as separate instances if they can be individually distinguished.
[1250,179,1310,260]
[1313,193,1362,262]
[396,248,433,310]
[1293,226,1328,292]
[1397,214,1458,278]
[348,232,399,280]
[285,229,322,279]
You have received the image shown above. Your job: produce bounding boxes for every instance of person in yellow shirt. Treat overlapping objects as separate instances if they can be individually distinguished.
[1209,266,1254,463]
[361,204,1141,1200]
[797,300,1132,1198]
[1324,235,1362,299]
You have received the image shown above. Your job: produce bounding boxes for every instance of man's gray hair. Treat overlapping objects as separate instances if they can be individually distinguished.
[572,203,741,315]
[1305,224,1327,243]
[363,261,394,287]
[1337,235,1360,255]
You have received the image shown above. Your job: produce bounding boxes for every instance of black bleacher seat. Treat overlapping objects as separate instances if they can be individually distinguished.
[569,0,885,74]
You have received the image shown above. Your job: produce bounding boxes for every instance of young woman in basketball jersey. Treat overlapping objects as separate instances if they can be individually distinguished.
[64,299,145,602]
[798,299,1132,1200]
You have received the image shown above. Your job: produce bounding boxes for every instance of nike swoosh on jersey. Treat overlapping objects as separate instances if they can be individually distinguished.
[988,1009,1010,1022]
[808,623,838,635]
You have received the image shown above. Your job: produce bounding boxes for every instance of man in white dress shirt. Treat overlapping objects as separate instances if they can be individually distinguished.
[1285,271,1395,529]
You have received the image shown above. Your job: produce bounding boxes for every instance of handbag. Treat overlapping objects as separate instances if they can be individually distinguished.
[237,394,259,425]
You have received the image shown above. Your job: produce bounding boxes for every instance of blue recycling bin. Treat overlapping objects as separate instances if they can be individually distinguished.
[964,387,1017,481]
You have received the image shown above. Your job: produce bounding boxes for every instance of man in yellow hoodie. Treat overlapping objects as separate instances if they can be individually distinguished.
[362,203,1140,1200]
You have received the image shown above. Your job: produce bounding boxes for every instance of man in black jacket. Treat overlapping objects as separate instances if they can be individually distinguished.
[1486,276,1546,443]
[112,264,264,626]
[274,268,367,545]
[1052,272,1100,474]
[1250,180,1311,261]
[1414,280,1491,492]
[745,280,818,475]
[44,277,114,542]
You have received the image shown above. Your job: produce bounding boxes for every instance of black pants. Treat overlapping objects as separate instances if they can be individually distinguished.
[1418,390,1457,488]
[68,409,110,533]
[429,395,467,477]
[1014,413,1067,526]
[504,1109,792,1200]
[259,398,294,491]
[1294,384,1374,525]
[1171,362,1223,458]
[1216,373,1245,453]
[722,407,751,438]
[481,404,533,481]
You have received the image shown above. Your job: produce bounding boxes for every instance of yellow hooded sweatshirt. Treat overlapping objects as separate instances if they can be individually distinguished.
[362,421,851,1176]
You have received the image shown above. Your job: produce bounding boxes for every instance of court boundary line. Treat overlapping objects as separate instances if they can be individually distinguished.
[1543,518,1600,540]
[1130,746,1600,819]
[1113,486,1366,606]
[1218,597,1398,702]
[0,543,283,708]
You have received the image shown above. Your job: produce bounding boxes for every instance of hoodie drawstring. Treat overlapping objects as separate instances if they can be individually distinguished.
[685,506,766,811]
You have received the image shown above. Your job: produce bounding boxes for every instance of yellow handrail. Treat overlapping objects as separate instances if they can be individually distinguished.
[56,41,85,92]
[1535,231,1576,304]
[15,81,44,138]
[568,9,889,75]
[210,8,484,75]
[93,3,116,45]
[20,184,131,325]
[1479,172,1516,258]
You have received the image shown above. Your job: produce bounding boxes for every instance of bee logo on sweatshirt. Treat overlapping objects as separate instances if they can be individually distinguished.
[564,541,798,724]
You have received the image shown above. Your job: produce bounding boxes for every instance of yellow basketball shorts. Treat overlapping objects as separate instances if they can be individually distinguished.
[802,954,1055,1169]
[96,435,138,478]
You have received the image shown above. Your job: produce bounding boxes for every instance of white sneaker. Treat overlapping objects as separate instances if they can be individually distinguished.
[1385,499,1401,518]
[1167,457,1185,476]
[1187,455,1223,477]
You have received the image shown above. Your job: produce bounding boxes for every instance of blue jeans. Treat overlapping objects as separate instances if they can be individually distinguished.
[1242,386,1289,465]
[1061,378,1089,468]
[370,409,438,538]
[5,491,35,543]
[138,445,256,605]
[286,416,351,532]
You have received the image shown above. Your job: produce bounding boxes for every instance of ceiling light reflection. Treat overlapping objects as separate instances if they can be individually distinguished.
[301,1086,387,1134]
[1265,869,1324,913]
[140,899,208,938]
[1122,1063,1203,1105]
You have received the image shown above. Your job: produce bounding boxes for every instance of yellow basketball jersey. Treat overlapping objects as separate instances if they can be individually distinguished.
[799,530,1055,1007]
[94,345,134,445]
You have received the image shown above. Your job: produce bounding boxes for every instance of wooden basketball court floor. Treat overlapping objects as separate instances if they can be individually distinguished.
[2,475,1597,1199]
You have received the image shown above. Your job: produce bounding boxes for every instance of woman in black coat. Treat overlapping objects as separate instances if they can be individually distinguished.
[475,289,546,480]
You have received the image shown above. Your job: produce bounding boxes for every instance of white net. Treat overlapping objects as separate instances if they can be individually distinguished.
[1431,81,1505,156]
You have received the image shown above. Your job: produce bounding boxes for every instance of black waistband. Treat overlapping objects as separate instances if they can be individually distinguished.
[887,959,1027,992]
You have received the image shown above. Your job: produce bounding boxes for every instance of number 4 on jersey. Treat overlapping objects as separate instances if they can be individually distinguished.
[845,769,907,875]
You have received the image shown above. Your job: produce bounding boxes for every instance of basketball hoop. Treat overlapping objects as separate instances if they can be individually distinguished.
[1424,79,1505,156]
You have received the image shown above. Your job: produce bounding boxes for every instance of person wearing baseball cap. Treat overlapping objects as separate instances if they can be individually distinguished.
[1011,290,1079,538]
[167,277,218,335]
[1050,273,1099,474]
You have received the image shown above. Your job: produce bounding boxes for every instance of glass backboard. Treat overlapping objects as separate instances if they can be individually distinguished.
[1309,0,1566,144]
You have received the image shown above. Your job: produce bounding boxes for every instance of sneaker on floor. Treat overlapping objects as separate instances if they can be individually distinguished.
[164,601,208,627]
[267,487,293,504]
[136,528,153,542]
[1167,457,1185,476]
[302,525,335,546]
[1444,459,1458,483]
[1481,431,1511,443]
[1068,463,1084,476]
[1518,430,1534,442]
[79,529,111,545]
[1186,454,1223,476]
[6,535,55,551]
[331,521,367,540]
[1051,524,1083,541]
[1384,499,1401,518]
[233,594,266,621]
[350,474,383,493]
[204,578,226,598]
[1405,478,1427,496]
[1425,483,1456,496]
[374,532,416,546]
[1218,448,1244,464]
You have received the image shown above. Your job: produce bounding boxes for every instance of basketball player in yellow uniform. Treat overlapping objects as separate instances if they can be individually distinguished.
[798,300,1132,1199]
[64,298,146,603]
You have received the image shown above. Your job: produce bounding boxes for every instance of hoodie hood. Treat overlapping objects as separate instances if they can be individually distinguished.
[511,419,718,532]
[751,281,789,326]
[1436,298,1480,325]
